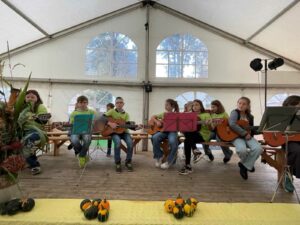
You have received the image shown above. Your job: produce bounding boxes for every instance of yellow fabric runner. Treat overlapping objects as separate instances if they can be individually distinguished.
[0,199,300,225]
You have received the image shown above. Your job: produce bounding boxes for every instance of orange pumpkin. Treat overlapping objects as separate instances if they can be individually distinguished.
[98,198,110,211]
[175,194,185,206]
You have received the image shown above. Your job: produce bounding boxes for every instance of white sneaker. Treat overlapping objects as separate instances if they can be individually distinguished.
[155,158,163,168]
[160,162,170,169]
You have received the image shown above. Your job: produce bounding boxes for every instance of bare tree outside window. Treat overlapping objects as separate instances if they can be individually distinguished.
[267,93,300,106]
[156,34,208,78]
[68,89,115,115]
[86,32,138,78]
[175,91,214,111]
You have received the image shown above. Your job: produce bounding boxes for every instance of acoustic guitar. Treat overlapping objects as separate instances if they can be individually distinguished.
[99,118,140,137]
[263,131,300,147]
[216,119,258,142]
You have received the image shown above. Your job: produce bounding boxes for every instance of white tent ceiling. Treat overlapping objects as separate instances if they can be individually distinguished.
[1,0,300,68]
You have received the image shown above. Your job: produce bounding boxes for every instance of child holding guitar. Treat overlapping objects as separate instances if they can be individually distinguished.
[104,97,136,173]
[70,96,96,168]
[22,90,50,175]
[151,99,179,169]
[209,100,233,163]
[229,97,262,180]
[179,99,214,175]
[281,95,300,192]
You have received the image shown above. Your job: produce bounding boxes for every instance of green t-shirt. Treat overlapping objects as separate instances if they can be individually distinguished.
[105,109,129,122]
[156,112,165,120]
[31,104,48,129]
[69,108,95,124]
[211,112,229,119]
[198,112,212,142]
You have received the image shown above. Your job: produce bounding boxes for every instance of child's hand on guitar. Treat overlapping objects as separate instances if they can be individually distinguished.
[155,120,163,128]
[245,133,251,140]
[108,121,118,129]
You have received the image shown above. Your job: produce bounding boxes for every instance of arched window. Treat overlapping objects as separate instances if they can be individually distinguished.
[68,89,115,114]
[85,32,138,78]
[156,34,208,78]
[267,92,300,106]
[175,91,214,111]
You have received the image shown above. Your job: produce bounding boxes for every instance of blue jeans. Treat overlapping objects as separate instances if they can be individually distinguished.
[151,132,178,164]
[24,131,41,168]
[111,133,133,164]
[232,137,262,170]
[210,131,233,159]
[70,134,92,157]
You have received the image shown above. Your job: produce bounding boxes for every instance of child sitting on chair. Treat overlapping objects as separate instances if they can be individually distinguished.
[69,96,95,168]
[23,90,49,175]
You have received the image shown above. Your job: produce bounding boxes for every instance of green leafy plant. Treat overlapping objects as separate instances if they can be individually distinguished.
[0,59,47,188]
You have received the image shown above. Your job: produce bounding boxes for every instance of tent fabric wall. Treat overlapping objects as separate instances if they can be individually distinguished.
[2,7,300,124]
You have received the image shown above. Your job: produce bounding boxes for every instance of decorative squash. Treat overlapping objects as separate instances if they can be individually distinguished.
[98,208,109,222]
[183,203,193,217]
[164,199,175,213]
[175,194,185,206]
[6,199,21,215]
[80,199,92,211]
[172,205,184,219]
[99,198,110,211]
[189,197,198,209]
[84,205,98,220]
[19,198,35,212]
[92,199,102,207]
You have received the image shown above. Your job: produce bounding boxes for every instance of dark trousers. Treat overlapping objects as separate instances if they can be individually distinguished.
[287,142,300,178]
[24,132,41,168]
[184,132,211,165]
[107,139,112,155]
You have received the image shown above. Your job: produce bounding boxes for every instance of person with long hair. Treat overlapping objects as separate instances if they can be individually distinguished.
[281,95,300,192]
[183,101,203,162]
[229,97,262,180]
[151,99,179,169]
[210,100,233,163]
[179,99,214,175]
[23,90,49,175]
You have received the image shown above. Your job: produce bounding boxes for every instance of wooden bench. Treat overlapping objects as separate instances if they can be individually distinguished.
[47,131,149,156]
[161,138,285,184]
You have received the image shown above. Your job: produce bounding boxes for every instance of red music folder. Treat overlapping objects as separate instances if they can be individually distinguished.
[163,112,197,132]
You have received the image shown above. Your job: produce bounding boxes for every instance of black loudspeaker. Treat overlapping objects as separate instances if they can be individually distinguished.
[144,83,152,93]
[268,58,284,70]
[250,58,263,71]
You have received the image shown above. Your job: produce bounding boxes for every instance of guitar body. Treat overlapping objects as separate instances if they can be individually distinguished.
[147,118,163,135]
[263,131,300,147]
[101,118,127,137]
[216,119,250,142]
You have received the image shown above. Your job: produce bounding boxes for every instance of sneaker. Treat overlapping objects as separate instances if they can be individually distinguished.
[179,165,193,175]
[106,149,111,157]
[284,172,294,193]
[160,162,170,169]
[238,162,248,180]
[193,152,204,163]
[223,150,233,164]
[31,167,41,175]
[116,163,122,173]
[78,156,87,168]
[67,143,73,150]
[155,158,163,168]
[208,153,214,162]
[125,162,133,172]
